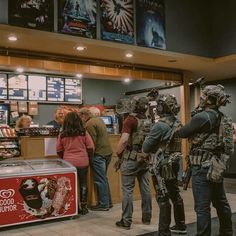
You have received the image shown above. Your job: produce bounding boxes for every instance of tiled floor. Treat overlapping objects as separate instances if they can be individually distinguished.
[0,189,236,236]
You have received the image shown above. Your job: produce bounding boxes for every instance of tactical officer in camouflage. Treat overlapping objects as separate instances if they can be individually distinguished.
[115,96,152,230]
[142,94,187,236]
[177,84,233,236]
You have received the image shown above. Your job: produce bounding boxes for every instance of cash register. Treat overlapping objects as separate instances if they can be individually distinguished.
[100,116,114,134]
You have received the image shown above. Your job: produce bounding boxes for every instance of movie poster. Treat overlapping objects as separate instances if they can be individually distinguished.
[8,0,54,31]
[58,0,97,39]
[100,0,134,44]
[136,0,166,49]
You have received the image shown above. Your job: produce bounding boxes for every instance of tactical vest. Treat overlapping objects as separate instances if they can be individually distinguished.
[190,109,234,166]
[129,116,152,149]
[122,115,152,162]
[154,116,182,180]
[121,115,152,175]
[158,117,182,154]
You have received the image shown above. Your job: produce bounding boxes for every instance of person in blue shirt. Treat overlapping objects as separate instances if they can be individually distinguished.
[47,107,65,128]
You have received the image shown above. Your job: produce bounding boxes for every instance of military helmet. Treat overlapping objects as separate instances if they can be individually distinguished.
[201,84,230,107]
[155,94,180,115]
[116,98,132,114]
[130,96,149,113]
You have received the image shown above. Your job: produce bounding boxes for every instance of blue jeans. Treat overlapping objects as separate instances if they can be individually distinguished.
[90,154,112,208]
[192,165,232,236]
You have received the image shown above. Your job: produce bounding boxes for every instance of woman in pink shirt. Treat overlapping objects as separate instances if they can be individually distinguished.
[57,112,94,215]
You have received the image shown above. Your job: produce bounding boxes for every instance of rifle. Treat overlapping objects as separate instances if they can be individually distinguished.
[149,149,168,197]
[182,155,192,190]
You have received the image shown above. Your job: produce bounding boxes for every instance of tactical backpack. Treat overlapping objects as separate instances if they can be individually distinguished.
[191,110,234,156]
[207,113,234,183]
[220,114,234,156]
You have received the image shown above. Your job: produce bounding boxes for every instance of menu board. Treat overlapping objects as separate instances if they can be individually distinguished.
[47,77,64,102]
[28,75,46,101]
[8,75,27,100]
[65,79,82,103]
[0,74,7,99]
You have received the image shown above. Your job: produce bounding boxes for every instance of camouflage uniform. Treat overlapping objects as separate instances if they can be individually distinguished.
[143,94,186,236]
[178,84,233,236]
[116,97,152,228]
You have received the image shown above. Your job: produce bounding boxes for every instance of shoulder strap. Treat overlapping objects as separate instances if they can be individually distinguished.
[164,118,180,152]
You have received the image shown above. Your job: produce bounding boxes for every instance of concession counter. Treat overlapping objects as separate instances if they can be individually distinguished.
[0,159,77,228]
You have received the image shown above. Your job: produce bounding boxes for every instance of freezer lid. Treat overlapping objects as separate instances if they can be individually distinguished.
[0,160,32,175]
[0,159,76,177]
[27,159,75,170]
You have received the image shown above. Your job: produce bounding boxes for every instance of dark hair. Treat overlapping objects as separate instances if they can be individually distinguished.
[60,112,85,137]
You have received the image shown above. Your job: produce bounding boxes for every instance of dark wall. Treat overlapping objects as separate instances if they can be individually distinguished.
[166,0,211,57]
[210,0,236,57]
[0,0,8,23]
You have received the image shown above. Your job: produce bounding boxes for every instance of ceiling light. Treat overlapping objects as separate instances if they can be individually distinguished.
[125,53,133,58]
[16,67,24,73]
[76,46,86,51]
[76,73,82,78]
[124,78,131,83]
[8,35,18,42]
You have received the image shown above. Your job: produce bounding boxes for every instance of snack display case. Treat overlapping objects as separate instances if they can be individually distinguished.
[0,159,77,228]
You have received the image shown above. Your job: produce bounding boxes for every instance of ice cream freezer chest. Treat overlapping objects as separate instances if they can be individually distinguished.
[0,159,77,228]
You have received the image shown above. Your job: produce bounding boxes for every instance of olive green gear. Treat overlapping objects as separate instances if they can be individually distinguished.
[201,84,231,107]
[130,96,149,113]
[116,98,132,114]
[155,94,180,115]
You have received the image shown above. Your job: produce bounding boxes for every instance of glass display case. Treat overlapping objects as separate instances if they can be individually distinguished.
[0,159,77,228]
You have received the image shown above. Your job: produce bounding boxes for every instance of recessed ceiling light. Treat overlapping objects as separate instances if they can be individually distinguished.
[8,35,17,41]
[76,46,87,51]
[125,53,133,58]
[124,78,131,83]
[76,73,82,78]
[16,67,24,73]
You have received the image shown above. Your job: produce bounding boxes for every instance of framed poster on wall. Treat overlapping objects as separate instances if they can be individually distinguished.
[100,0,134,44]
[28,75,46,101]
[8,0,54,31]
[65,78,82,103]
[58,0,97,38]
[47,77,64,102]
[8,74,28,100]
[0,74,7,100]
[136,0,166,49]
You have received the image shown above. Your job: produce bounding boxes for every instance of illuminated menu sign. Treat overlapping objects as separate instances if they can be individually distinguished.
[8,74,27,100]
[28,75,46,101]
[65,79,82,103]
[0,74,7,99]
[47,77,64,101]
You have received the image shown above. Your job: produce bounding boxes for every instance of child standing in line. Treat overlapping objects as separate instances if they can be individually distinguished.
[56,111,94,215]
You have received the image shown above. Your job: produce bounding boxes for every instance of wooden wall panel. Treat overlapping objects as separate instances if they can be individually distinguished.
[0,55,183,83]
[180,73,191,170]
[60,62,77,73]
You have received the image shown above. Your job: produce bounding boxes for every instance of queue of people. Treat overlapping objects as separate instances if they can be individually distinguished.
[13,83,233,236]
[113,84,233,236]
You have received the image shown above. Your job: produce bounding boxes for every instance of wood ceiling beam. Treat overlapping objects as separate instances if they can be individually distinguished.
[0,55,183,82]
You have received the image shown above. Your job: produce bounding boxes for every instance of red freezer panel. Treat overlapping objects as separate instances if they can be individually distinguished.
[0,172,77,227]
